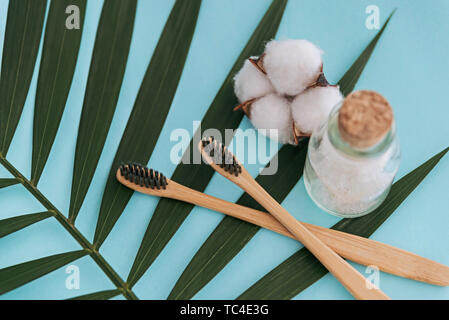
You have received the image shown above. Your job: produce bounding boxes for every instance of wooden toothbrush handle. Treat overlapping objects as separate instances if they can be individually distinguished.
[301,223,449,286]
[244,180,390,300]
[169,182,449,286]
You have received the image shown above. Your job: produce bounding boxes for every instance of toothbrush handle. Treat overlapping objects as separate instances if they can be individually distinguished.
[169,181,449,286]
[244,179,391,300]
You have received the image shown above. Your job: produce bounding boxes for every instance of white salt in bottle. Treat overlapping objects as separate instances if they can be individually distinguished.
[304,90,400,218]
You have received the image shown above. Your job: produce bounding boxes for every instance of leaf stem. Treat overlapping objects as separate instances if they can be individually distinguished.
[0,154,138,300]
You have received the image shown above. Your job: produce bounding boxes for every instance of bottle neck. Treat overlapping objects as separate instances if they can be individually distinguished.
[327,102,396,159]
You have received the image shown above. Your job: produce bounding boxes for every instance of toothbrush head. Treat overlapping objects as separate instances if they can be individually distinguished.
[118,162,168,190]
[199,137,242,177]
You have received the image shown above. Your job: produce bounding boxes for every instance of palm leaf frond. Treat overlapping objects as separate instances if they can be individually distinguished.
[127,0,289,288]
[31,0,86,185]
[0,154,138,299]
[0,250,87,295]
[93,0,203,248]
[69,0,137,222]
[0,0,47,156]
[67,289,121,300]
[0,178,19,189]
[0,211,53,238]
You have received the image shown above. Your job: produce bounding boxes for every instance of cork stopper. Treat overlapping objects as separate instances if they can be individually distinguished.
[338,90,393,149]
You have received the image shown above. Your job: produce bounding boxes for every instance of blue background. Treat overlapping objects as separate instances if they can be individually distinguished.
[0,0,448,300]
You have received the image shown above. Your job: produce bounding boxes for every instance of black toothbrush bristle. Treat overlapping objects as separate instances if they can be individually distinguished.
[201,137,242,176]
[119,163,168,190]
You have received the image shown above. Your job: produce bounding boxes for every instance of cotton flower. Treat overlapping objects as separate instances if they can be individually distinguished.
[233,38,338,146]
[291,86,343,134]
[234,59,274,103]
[248,94,294,144]
[263,39,323,96]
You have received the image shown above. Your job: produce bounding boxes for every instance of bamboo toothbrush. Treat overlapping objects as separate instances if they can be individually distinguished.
[116,162,449,287]
[198,137,390,300]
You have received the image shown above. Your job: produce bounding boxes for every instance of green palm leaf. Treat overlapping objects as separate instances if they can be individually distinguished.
[31,0,86,185]
[0,211,52,238]
[0,178,19,189]
[68,0,137,222]
[0,153,138,299]
[68,289,121,300]
[93,0,202,248]
[127,0,289,288]
[239,147,449,299]
[168,10,395,300]
[0,0,47,156]
[0,250,87,295]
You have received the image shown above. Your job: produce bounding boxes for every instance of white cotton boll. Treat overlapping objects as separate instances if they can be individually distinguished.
[263,39,323,96]
[291,86,343,134]
[249,93,294,144]
[234,60,274,103]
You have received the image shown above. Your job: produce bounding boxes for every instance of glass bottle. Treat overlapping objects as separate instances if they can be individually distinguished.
[304,90,401,218]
